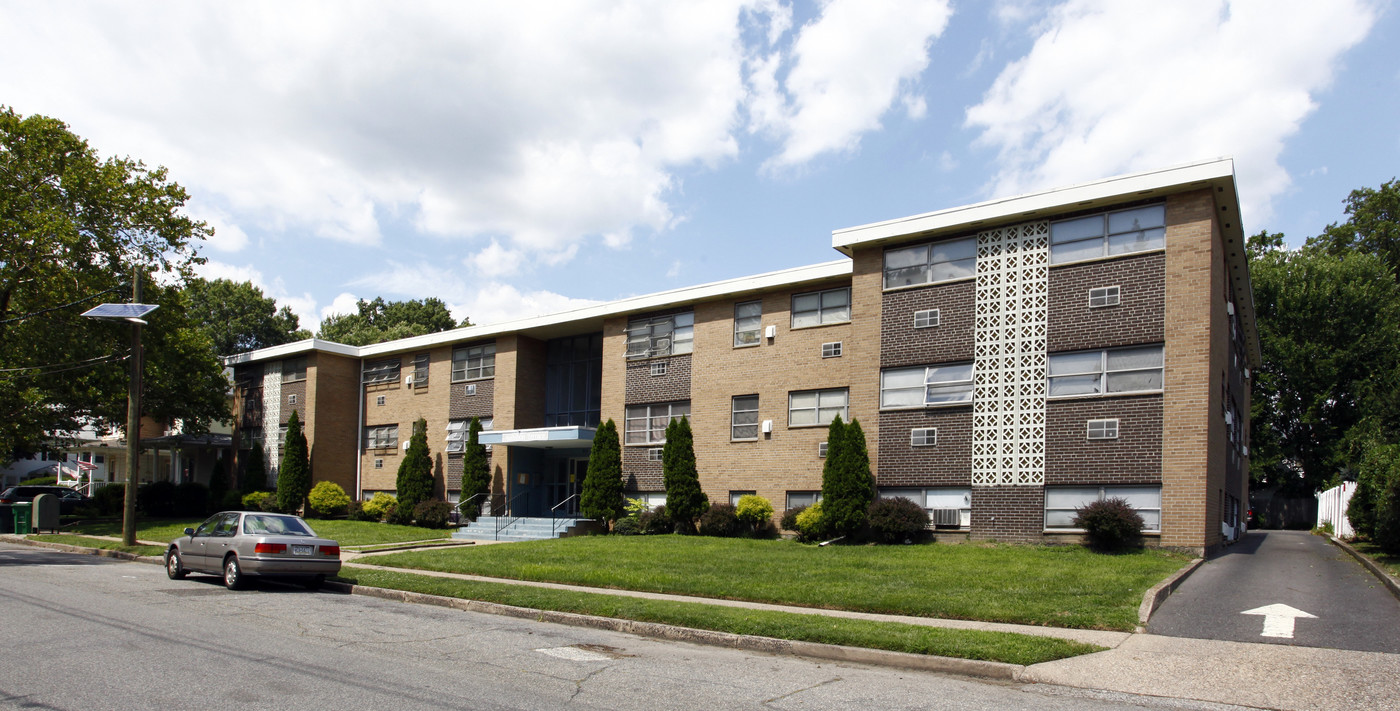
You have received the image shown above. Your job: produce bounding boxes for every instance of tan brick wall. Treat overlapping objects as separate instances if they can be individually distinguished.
[1161,189,1225,553]
[307,352,361,495]
[600,317,629,429]
[357,346,455,497]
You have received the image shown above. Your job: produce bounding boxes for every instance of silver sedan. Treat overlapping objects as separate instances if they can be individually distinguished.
[164,511,341,590]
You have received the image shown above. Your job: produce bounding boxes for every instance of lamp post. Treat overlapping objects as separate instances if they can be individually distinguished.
[81,273,158,547]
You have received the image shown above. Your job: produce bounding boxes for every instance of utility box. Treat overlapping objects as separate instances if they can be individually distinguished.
[31,493,60,533]
[11,502,31,535]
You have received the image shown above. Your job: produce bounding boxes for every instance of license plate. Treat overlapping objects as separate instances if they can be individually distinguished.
[291,545,313,556]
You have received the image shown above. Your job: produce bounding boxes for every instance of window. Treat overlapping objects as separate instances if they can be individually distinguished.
[650,360,668,377]
[376,395,386,406]
[1088,286,1121,308]
[287,394,298,406]
[913,309,939,328]
[365,425,398,449]
[632,492,667,509]
[729,491,756,506]
[883,237,976,289]
[881,363,974,408]
[791,287,850,328]
[625,312,694,359]
[451,343,496,381]
[910,428,937,446]
[822,342,842,358]
[1087,419,1119,439]
[373,458,383,469]
[734,300,762,346]
[445,420,467,453]
[731,395,759,440]
[624,401,691,444]
[94,454,104,464]
[881,488,970,528]
[1051,204,1165,264]
[412,354,429,387]
[647,447,663,461]
[1045,486,1161,532]
[363,359,401,385]
[788,388,848,427]
[1048,346,1163,397]
[281,357,307,383]
[786,491,821,510]
[818,441,828,458]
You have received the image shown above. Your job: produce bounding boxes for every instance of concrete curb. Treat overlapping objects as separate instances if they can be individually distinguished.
[0,534,162,564]
[1136,557,1203,629]
[1328,535,1400,601]
[323,580,1025,680]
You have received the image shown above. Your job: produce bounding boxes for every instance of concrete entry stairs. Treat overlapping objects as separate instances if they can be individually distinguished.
[453,516,594,542]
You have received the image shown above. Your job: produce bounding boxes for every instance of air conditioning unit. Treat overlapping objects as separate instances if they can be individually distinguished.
[404,374,414,386]
[929,508,961,527]
[761,420,772,434]
[401,441,411,451]
[764,325,776,339]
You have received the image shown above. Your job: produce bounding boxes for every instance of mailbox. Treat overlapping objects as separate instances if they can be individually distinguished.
[31,493,60,533]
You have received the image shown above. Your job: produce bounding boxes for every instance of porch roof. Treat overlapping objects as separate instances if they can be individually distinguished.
[479,426,595,449]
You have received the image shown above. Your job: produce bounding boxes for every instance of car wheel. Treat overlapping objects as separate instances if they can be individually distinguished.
[223,556,244,590]
[305,574,325,591]
[165,549,186,580]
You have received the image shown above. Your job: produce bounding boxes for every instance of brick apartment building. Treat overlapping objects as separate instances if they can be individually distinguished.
[225,158,1256,554]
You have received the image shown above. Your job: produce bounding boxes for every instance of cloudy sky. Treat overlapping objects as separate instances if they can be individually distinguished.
[2,0,1394,332]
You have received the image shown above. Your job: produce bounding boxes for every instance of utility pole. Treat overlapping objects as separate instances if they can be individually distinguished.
[123,270,143,547]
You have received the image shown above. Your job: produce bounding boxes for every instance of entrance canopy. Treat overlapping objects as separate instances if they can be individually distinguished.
[479,426,595,449]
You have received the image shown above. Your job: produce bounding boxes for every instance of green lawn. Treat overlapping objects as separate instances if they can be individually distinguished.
[366,535,1190,631]
[63,518,451,547]
[28,534,164,557]
[1350,540,1400,579]
[339,568,1104,666]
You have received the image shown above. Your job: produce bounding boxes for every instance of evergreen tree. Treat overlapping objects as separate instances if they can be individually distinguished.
[208,453,230,509]
[580,418,624,526]
[396,417,435,518]
[820,415,874,539]
[276,410,311,513]
[460,417,491,520]
[242,444,267,493]
[662,416,707,533]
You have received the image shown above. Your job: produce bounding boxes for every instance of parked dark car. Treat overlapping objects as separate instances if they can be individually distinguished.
[0,485,92,515]
[164,511,341,590]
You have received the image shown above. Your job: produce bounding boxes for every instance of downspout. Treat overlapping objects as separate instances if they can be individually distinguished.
[355,358,365,500]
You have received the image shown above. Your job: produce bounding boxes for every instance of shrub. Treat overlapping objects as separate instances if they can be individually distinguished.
[346,500,374,521]
[413,500,454,528]
[241,491,275,512]
[581,419,625,525]
[459,417,491,521]
[208,456,230,512]
[866,497,930,544]
[173,482,210,517]
[307,481,351,518]
[662,417,707,532]
[794,502,824,542]
[138,481,179,517]
[362,493,397,521]
[242,445,267,493]
[612,516,641,535]
[638,505,672,535]
[820,416,874,539]
[698,503,743,538]
[1073,497,1145,551]
[386,502,415,526]
[396,418,434,515]
[277,410,311,514]
[93,483,126,516]
[735,494,774,530]
[779,504,806,533]
[20,475,58,486]
[220,490,244,511]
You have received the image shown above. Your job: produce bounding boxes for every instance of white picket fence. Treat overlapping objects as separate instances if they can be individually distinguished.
[1315,481,1355,538]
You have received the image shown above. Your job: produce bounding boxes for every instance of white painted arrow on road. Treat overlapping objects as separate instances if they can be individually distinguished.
[1241,604,1317,638]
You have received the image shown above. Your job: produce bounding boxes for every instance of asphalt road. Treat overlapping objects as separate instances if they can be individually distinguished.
[1148,530,1400,653]
[0,542,1241,711]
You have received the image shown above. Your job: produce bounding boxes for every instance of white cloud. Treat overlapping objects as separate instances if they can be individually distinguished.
[350,262,598,327]
[194,260,324,332]
[965,0,1376,224]
[469,241,527,278]
[319,293,361,322]
[749,0,953,171]
[189,202,249,253]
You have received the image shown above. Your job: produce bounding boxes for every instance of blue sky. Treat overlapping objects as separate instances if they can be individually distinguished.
[2,1,1396,332]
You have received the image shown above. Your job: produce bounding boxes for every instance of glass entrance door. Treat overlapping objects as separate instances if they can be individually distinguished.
[546,457,584,516]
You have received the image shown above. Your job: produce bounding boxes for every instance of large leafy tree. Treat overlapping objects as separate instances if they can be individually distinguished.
[396,417,435,518]
[459,417,491,520]
[580,418,624,526]
[662,416,707,533]
[820,415,874,538]
[318,296,468,346]
[0,107,213,463]
[1308,178,1400,282]
[184,278,309,356]
[276,410,311,513]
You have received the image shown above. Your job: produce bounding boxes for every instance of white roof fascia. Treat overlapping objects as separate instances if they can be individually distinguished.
[833,158,1236,251]
[222,338,358,366]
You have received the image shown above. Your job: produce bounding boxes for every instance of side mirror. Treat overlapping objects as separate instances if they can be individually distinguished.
[184,527,195,536]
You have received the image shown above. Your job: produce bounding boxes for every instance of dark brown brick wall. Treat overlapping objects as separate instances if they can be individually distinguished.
[876,406,972,486]
[1045,395,1163,485]
[881,280,974,368]
[970,486,1044,542]
[449,378,494,419]
[1047,252,1164,352]
[623,447,663,490]
[625,354,692,404]
[280,380,306,424]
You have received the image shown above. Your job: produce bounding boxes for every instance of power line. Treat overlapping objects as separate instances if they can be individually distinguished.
[0,285,129,326]
[0,353,129,381]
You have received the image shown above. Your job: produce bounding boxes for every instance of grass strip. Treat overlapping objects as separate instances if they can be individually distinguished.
[28,534,164,557]
[65,518,452,548]
[1350,541,1400,578]
[338,568,1104,666]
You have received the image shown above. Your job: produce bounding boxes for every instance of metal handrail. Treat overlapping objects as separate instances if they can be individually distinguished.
[496,492,530,541]
[454,492,488,524]
[551,494,580,535]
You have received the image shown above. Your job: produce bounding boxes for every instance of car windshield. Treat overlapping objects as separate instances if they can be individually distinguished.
[241,514,315,537]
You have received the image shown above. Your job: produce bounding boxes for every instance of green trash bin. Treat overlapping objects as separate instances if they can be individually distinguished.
[12,502,31,535]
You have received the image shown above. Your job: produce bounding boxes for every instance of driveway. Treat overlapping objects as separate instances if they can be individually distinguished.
[1149,530,1400,653]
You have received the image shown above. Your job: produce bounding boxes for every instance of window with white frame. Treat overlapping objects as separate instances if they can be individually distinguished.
[734,300,762,347]
[1050,204,1165,264]
[818,441,828,458]
[786,491,821,510]
[913,309,939,328]
[791,288,850,328]
[881,487,970,528]
[881,363,974,408]
[731,395,759,440]
[451,343,495,381]
[412,354,429,386]
[910,428,937,446]
[647,447,663,461]
[822,342,842,358]
[363,358,401,385]
[1045,485,1161,532]
[1087,419,1119,439]
[788,388,848,427]
[1088,286,1121,308]
[626,313,694,359]
[624,401,690,444]
[444,417,493,453]
[883,237,976,289]
[365,425,398,449]
[632,491,666,509]
[729,490,756,506]
[650,360,668,377]
[1048,345,1163,397]
[281,356,307,383]
[376,395,386,406]
[373,458,383,469]
[287,393,298,406]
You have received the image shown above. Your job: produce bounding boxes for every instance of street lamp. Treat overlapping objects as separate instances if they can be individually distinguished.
[81,291,158,547]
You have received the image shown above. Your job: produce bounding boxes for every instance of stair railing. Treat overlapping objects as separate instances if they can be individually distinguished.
[495,492,530,541]
[551,494,580,536]
[453,493,488,526]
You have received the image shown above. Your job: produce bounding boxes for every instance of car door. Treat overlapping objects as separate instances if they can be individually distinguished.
[205,512,242,568]
[185,514,223,572]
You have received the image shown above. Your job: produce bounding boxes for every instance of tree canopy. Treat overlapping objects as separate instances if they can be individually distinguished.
[184,278,309,356]
[1307,178,1400,282]
[396,417,435,519]
[819,415,874,538]
[662,416,707,532]
[317,296,468,346]
[581,418,624,525]
[276,410,311,513]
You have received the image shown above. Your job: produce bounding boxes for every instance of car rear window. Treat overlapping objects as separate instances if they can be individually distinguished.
[242,514,315,536]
